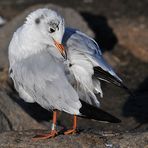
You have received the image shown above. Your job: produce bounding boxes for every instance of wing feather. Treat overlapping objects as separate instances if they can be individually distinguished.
[64,28,132,96]
[64,28,122,81]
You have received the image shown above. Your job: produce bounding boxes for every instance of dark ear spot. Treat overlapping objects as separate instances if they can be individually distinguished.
[35,18,40,24]
[40,15,44,19]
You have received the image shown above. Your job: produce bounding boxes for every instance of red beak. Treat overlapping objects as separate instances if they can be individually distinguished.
[53,40,67,59]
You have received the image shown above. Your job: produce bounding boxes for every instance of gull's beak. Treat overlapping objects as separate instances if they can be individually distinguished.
[53,40,67,59]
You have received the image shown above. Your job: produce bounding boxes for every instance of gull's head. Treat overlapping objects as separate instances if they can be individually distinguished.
[26,8,66,58]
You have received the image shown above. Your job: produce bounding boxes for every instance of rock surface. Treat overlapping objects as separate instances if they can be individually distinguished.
[81,13,148,63]
[0,130,147,148]
[109,18,148,63]
[0,90,45,132]
[0,110,11,133]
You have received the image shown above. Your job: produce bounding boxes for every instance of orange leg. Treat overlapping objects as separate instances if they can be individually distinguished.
[64,114,77,135]
[32,110,58,141]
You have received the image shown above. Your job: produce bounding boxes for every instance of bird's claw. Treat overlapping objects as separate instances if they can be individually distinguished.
[64,128,77,135]
[32,130,58,141]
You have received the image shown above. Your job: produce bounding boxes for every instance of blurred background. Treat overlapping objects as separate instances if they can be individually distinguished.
[0,0,147,136]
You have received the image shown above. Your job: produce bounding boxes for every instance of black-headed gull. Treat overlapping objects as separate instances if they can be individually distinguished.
[8,8,129,139]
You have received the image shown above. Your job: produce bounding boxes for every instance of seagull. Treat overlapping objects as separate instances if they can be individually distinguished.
[8,8,130,140]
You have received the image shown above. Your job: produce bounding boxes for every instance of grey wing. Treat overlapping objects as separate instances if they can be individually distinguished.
[64,28,123,85]
[10,50,81,115]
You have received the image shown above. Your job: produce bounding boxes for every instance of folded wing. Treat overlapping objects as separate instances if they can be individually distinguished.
[10,50,82,115]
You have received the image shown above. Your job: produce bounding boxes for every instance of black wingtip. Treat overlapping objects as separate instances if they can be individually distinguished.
[79,100,121,123]
[120,83,136,98]
[93,66,135,98]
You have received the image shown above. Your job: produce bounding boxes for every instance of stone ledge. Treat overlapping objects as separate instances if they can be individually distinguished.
[0,130,147,148]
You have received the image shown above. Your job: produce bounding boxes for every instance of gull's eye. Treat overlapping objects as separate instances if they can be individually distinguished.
[49,28,55,33]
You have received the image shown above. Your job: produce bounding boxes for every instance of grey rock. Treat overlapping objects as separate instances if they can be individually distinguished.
[0,130,147,148]
[0,4,94,67]
[109,18,148,62]
[0,110,11,132]
[0,91,45,132]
